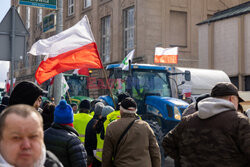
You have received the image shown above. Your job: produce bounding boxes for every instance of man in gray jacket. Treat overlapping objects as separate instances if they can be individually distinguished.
[102,97,161,167]
[162,82,250,167]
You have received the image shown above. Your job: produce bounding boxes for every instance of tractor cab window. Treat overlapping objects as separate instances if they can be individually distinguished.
[108,68,172,99]
[64,74,88,97]
[130,71,171,99]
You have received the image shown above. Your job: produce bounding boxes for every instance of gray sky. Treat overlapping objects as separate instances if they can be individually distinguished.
[0,0,10,88]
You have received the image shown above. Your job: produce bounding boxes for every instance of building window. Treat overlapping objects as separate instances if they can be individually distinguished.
[101,16,111,63]
[123,6,135,57]
[230,76,239,89]
[245,76,250,91]
[26,7,30,29]
[170,11,187,48]
[37,9,42,24]
[84,0,91,8]
[17,6,20,14]
[68,0,74,16]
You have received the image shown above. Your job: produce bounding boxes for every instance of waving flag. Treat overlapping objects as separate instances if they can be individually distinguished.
[61,75,69,97]
[154,47,178,64]
[28,15,103,84]
[73,68,90,76]
[120,49,135,70]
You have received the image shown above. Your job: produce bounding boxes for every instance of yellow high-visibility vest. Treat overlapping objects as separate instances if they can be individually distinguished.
[94,133,104,162]
[104,110,121,131]
[73,113,93,144]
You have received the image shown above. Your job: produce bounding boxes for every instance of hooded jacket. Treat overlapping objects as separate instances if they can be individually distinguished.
[102,113,161,167]
[162,97,250,167]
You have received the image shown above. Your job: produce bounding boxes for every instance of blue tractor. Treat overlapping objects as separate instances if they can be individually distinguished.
[99,63,191,165]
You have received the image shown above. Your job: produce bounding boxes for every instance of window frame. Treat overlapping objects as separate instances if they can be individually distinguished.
[68,0,74,16]
[37,8,43,24]
[84,0,91,8]
[123,6,135,57]
[26,7,30,29]
[101,15,111,63]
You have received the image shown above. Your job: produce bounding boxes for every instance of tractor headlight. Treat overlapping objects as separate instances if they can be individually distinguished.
[174,106,181,120]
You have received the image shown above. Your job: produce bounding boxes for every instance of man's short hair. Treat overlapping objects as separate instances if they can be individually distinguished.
[0,104,43,139]
[211,82,244,102]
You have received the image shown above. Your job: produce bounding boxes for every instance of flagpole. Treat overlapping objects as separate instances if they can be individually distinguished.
[102,68,116,109]
[66,90,72,104]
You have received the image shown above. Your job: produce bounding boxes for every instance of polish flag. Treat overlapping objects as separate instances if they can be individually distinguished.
[73,68,89,76]
[154,47,178,64]
[28,15,103,84]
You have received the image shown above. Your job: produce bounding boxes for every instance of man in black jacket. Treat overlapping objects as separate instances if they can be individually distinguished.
[44,100,87,167]
[85,102,104,167]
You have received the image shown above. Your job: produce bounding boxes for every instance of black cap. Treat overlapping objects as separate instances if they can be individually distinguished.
[79,99,90,110]
[120,97,137,110]
[9,81,47,106]
[211,82,244,102]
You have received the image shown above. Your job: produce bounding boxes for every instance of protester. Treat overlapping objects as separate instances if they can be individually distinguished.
[73,99,93,144]
[0,104,62,167]
[103,92,131,130]
[102,97,161,167]
[9,81,47,111]
[42,102,55,130]
[162,82,250,166]
[92,105,114,164]
[85,102,105,167]
[182,93,210,117]
[44,100,87,167]
[71,103,78,114]
[0,95,9,114]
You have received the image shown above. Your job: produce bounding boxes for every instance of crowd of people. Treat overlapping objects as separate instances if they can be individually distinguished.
[0,80,249,167]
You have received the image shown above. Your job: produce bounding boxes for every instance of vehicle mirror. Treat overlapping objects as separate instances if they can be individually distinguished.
[114,68,122,78]
[184,70,191,81]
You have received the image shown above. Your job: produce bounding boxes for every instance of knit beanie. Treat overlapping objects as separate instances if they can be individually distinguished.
[9,81,47,106]
[120,97,137,114]
[94,102,105,117]
[117,92,131,104]
[79,99,91,110]
[54,100,73,124]
[102,106,114,118]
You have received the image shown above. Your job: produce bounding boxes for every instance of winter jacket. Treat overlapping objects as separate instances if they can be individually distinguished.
[102,113,161,167]
[162,97,250,167]
[45,151,64,167]
[85,116,99,157]
[0,149,63,167]
[44,123,87,167]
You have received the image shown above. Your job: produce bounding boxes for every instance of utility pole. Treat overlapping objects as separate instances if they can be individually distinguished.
[53,0,63,105]
[10,6,16,94]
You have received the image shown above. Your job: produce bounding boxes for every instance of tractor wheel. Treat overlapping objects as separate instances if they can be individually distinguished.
[146,120,165,167]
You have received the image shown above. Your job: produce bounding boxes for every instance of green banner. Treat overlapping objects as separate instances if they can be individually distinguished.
[19,0,57,10]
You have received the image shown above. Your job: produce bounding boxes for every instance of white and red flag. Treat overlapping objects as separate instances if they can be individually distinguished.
[154,47,178,64]
[28,15,103,84]
[73,68,90,76]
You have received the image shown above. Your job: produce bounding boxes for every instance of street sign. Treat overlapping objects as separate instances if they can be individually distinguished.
[19,0,57,10]
[43,13,56,33]
[0,7,29,61]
